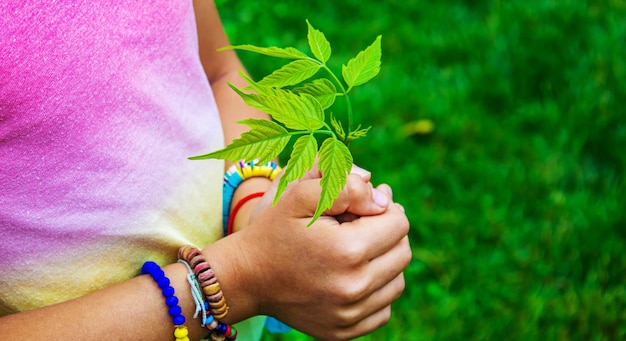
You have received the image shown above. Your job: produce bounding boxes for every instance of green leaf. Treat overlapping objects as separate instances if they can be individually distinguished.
[306,20,331,63]
[258,59,321,88]
[310,138,353,226]
[188,119,290,164]
[342,35,382,89]
[273,134,318,205]
[229,83,325,131]
[218,45,308,59]
[293,78,337,109]
[238,71,285,97]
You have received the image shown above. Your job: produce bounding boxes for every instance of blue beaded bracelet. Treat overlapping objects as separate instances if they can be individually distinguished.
[142,261,190,341]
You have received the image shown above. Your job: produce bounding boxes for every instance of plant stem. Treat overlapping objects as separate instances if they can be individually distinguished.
[311,58,354,141]
[288,129,336,139]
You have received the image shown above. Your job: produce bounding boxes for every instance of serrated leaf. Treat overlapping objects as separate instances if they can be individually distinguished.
[188,119,290,164]
[310,138,353,226]
[342,35,382,89]
[218,45,308,59]
[293,78,337,109]
[273,134,318,205]
[229,83,324,131]
[306,20,331,63]
[239,70,292,98]
[258,59,321,88]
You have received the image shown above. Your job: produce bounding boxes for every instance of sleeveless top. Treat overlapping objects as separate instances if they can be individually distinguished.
[0,0,229,321]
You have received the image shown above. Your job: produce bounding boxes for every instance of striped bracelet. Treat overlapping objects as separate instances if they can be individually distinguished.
[222,160,281,236]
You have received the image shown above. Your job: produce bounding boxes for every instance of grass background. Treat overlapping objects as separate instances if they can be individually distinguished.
[214,0,626,340]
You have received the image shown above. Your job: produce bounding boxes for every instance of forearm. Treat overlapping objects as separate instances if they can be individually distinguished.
[0,263,210,339]
[211,67,270,147]
[193,0,270,149]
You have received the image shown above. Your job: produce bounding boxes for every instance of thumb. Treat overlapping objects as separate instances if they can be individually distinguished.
[256,165,386,220]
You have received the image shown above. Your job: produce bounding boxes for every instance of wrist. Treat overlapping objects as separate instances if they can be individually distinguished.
[222,161,281,236]
[229,177,272,232]
[200,232,260,325]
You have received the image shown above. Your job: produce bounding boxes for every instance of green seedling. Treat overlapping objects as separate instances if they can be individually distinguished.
[190,20,382,226]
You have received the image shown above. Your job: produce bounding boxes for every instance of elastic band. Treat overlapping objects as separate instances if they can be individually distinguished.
[227,191,265,235]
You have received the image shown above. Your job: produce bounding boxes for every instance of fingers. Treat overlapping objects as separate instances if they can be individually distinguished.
[240,168,411,341]
[365,235,411,293]
[327,236,410,309]
[321,273,407,340]
[335,200,410,261]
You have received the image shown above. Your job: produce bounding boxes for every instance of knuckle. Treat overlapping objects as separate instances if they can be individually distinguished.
[334,306,361,327]
[345,174,365,193]
[397,211,410,234]
[400,238,412,268]
[333,277,369,304]
[379,305,392,326]
[336,242,367,267]
[393,275,407,300]
[332,329,359,341]
[344,175,369,202]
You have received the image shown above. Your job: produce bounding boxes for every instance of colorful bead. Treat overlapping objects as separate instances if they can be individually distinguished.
[209,332,227,341]
[226,327,237,339]
[162,286,175,297]
[174,326,189,338]
[189,254,205,268]
[207,318,219,330]
[198,269,216,282]
[206,291,223,302]
[193,262,211,275]
[157,276,170,289]
[173,315,186,326]
[202,282,221,296]
[165,295,179,307]
[211,303,228,314]
[169,306,182,317]
[216,322,227,334]
[213,309,228,320]
[175,325,190,341]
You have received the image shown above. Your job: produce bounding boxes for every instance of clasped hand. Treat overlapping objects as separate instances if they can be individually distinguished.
[231,166,412,340]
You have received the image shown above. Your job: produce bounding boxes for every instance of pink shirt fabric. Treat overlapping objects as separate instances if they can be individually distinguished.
[0,0,226,315]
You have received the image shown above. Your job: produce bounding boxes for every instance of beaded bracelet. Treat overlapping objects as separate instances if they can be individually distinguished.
[141,261,190,341]
[222,160,282,236]
[178,246,238,341]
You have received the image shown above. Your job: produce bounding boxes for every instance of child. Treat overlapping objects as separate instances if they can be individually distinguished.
[0,1,411,339]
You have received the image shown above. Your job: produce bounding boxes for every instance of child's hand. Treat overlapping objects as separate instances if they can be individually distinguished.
[233,173,410,340]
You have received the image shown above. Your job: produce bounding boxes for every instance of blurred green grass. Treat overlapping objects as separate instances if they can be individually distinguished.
[214,0,626,340]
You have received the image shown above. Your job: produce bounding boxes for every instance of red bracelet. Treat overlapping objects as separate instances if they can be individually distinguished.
[227,191,265,235]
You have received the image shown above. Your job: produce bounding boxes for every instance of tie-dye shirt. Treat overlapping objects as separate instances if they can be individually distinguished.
[0,0,228,321]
